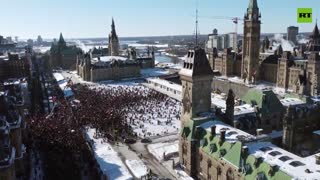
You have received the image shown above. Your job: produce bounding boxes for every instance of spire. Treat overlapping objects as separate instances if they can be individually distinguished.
[248,0,258,10]
[58,33,65,43]
[311,22,320,38]
[246,0,260,21]
[58,33,66,47]
[111,17,115,31]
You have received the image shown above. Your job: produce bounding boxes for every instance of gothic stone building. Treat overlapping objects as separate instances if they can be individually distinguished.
[0,52,31,81]
[0,80,29,180]
[77,54,140,82]
[127,47,155,69]
[208,0,320,97]
[178,46,320,180]
[178,46,296,180]
[50,33,81,70]
[77,19,156,81]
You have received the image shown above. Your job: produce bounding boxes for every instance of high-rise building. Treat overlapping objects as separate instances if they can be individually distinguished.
[6,37,13,44]
[227,32,237,50]
[207,29,221,49]
[37,35,43,45]
[287,26,299,45]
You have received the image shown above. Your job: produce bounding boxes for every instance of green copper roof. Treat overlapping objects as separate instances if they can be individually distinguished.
[241,89,284,116]
[223,141,242,168]
[181,118,292,180]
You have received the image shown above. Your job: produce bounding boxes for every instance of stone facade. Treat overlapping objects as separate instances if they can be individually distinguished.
[127,47,155,69]
[179,45,293,180]
[50,33,81,70]
[207,1,320,97]
[0,81,28,179]
[77,54,140,82]
[0,53,31,81]
[241,0,261,84]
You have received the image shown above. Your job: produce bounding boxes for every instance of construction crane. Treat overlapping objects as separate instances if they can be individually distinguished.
[198,16,245,50]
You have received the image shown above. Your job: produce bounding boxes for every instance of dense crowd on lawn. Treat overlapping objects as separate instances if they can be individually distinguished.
[28,83,180,152]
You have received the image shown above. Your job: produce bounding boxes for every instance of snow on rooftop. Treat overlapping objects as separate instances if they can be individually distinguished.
[92,56,128,62]
[247,141,320,180]
[156,62,182,70]
[128,43,168,48]
[211,94,226,109]
[175,167,194,180]
[86,128,133,180]
[280,98,305,107]
[146,78,182,92]
[141,68,170,78]
[148,141,179,161]
[53,73,65,82]
[233,104,256,116]
[200,121,255,143]
[125,160,147,179]
[212,94,255,116]
[267,130,283,139]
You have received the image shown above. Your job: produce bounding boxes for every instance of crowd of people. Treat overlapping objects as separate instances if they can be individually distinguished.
[28,82,181,153]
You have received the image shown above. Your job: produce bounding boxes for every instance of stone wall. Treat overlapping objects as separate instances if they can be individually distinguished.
[261,63,278,83]
[212,78,250,98]
[90,66,140,82]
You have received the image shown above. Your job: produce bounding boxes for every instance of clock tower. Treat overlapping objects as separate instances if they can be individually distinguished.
[179,47,214,127]
[241,0,261,84]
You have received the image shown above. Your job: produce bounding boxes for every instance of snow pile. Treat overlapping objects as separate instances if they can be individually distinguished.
[86,128,133,180]
[125,160,148,179]
[148,141,179,161]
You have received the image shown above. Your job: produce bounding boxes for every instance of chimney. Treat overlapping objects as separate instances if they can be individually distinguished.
[233,120,240,129]
[242,146,249,158]
[256,129,263,136]
[195,126,201,139]
[211,126,216,136]
[219,129,226,145]
[316,154,320,165]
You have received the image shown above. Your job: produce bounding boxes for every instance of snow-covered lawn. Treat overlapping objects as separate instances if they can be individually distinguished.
[125,160,148,179]
[86,128,133,180]
[148,141,179,161]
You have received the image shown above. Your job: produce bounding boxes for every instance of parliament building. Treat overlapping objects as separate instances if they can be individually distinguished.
[77,19,155,82]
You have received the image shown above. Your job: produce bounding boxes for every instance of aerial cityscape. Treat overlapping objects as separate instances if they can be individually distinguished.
[1,0,320,180]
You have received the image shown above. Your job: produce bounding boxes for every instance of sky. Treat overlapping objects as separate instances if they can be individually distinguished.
[0,0,320,39]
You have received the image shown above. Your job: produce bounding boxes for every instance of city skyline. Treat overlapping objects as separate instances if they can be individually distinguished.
[1,0,320,39]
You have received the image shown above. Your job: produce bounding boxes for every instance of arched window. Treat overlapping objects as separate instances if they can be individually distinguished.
[226,168,234,180]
